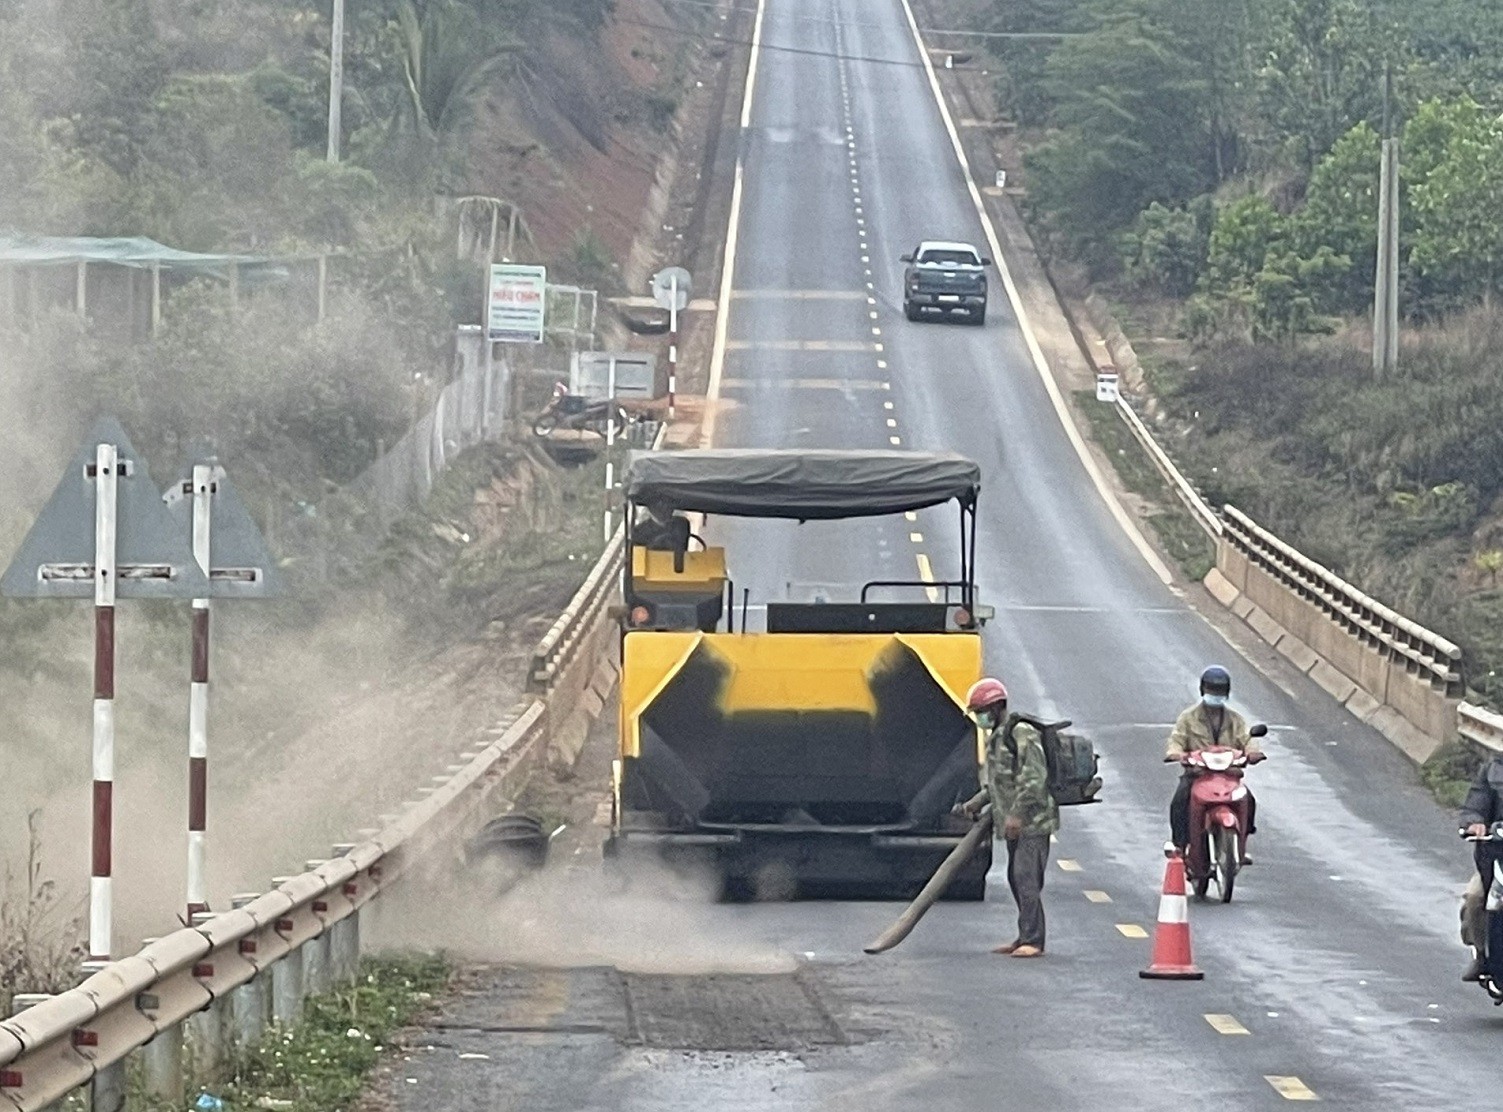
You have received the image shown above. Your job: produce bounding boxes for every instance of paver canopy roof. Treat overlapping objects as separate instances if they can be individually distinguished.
[625,449,980,519]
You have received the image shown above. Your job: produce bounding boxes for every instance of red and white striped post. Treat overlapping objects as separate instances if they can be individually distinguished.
[186,463,214,919]
[667,274,679,420]
[603,356,619,543]
[90,442,119,961]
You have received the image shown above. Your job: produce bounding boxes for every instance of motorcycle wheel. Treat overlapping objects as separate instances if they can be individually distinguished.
[532,413,558,437]
[1213,827,1237,903]
[1192,863,1210,901]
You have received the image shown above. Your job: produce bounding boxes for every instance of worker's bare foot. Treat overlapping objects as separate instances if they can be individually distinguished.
[1010,945,1044,958]
[991,940,1021,954]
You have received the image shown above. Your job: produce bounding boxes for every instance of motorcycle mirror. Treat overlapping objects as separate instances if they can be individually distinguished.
[1249,723,1268,738]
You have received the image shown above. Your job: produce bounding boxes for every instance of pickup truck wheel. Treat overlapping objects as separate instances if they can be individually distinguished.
[971,307,987,326]
[904,300,921,322]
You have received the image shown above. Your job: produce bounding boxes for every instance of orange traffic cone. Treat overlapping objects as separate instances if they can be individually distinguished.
[1139,852,1204,981]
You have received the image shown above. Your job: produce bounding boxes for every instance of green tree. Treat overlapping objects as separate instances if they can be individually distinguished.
[1249,0,1395,169]
[1293,120,1380,313]
[1026,7,1216,254]
[1250,246,1348,339]
[1408,102,1503,308]
[1204,194,1287,297]
[1120,198,1213,297]
[66,0,168,176]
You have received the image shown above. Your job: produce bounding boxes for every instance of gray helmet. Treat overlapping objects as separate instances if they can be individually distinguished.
[1199,665,1231,696]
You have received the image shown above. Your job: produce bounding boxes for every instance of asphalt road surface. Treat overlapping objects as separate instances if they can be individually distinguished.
[384,0,1496,1106]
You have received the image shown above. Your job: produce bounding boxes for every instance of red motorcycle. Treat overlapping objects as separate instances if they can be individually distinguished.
[1181,723,1267,903]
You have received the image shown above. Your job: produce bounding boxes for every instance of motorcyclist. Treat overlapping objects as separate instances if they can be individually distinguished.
[1458,753,1503,982]
[1164,665,1265,861]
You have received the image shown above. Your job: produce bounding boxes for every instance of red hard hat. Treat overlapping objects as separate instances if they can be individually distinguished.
[966,677,1008,711]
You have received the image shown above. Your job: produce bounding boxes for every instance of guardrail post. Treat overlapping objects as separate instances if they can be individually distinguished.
[136,938,185,1104]
[268,881,305,1026]
[10,995,64,1112]
[188,912,229,1080]
[81,960,127,1112]
[271,946,304,1026]
[331,844,361,984]
[229,893,267,1060]
[302,860,332,998]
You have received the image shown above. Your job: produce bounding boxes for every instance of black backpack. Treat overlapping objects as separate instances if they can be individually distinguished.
[1004,713,1103,806]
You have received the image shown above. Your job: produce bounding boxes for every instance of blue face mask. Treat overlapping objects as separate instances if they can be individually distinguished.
[975,710,998,730]
[1202,693,1227,709]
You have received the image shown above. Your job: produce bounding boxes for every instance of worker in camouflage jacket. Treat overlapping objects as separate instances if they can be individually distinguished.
[962,677,1058,958]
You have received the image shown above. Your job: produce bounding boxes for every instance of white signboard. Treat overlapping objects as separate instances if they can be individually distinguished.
[1096,371,1120,403]
[488,264,547,343]
[572,351,660,401]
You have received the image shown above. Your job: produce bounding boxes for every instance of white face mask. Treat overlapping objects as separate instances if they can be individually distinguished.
[1202,693,1227,709]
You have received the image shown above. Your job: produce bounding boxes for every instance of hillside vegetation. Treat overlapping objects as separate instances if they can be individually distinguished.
[968,0,1503,701]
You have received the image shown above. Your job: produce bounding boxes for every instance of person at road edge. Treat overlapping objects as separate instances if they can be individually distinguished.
[1164,665,1265,861]
[1458,752,1503,982]
[962,677,1057,958]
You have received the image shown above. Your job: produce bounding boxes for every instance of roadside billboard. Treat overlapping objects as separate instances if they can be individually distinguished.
[487,263,547,343]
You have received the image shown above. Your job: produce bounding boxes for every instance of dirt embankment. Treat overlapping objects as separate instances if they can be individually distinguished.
[469,0,701,288]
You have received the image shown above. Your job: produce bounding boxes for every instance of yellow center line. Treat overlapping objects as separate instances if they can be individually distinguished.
[1265,1076,1318,1101]
[1083,890,1112,903]
[1205,1014,1250,1035]
[915,553,938,602]
[1057,859,1082,872]
[1114,923,1148,939]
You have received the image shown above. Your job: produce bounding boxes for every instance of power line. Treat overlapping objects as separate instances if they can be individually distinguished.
[614,13,929,67]
[651,0,1080,41]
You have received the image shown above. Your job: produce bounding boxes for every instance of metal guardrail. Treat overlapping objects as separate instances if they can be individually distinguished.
[1100,369,1468,700]
[1114,397,1223,539]
[1459,702,1503,754]
[528,417,664,693]
[1222,505,1463,693]
[0,699,546,1110]
[529,525,624,693]
[0,438,647,1109]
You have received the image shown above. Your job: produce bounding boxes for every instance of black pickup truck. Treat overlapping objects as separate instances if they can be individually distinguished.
[901,240,991,325]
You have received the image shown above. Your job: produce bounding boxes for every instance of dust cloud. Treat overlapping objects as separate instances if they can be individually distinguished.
[374,853,799,976]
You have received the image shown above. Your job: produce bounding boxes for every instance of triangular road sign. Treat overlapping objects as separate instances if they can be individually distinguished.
[162,459,283,599]
[0,417,211,599]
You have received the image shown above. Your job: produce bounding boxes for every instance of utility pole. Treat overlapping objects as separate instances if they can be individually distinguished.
[1372,62,1399,376]
[326,0,345,163]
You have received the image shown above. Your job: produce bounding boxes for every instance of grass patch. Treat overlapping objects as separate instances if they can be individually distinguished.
[1073,390,1216,581]
[1423,739,1483,811]
[1,812,86,1017]
[193,954,451,1112]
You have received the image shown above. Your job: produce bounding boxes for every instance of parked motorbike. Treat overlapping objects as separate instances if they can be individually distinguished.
[532,382,630,438]
[1463,821,1503,1005]
[1182,723,1268,903]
